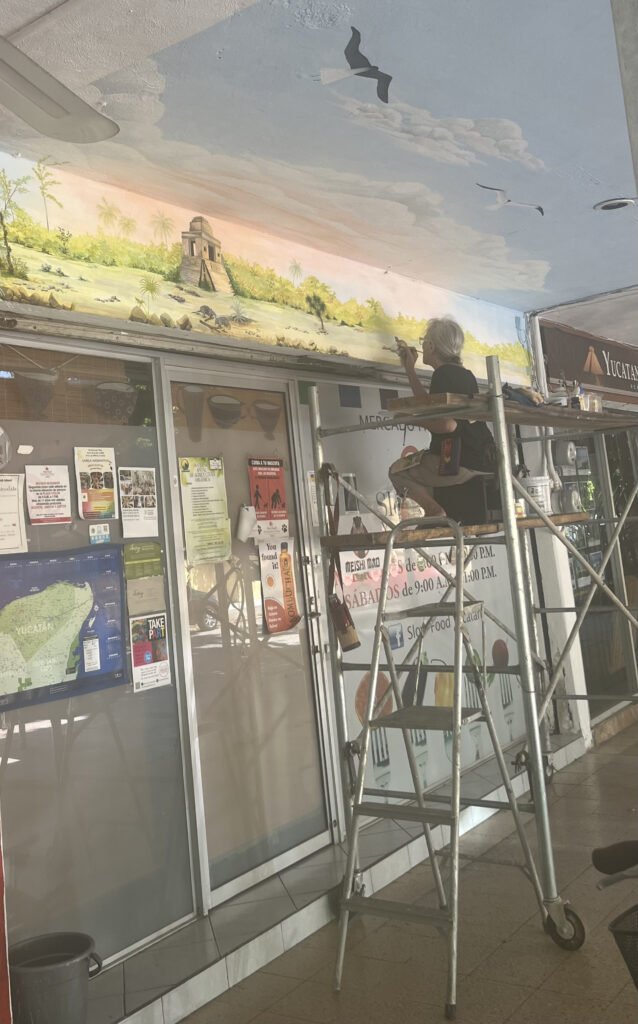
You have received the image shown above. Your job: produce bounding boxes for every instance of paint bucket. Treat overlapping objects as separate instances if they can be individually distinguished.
[520,476,553,515]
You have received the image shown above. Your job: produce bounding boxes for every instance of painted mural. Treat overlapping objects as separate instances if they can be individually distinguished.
[0,152,530,382]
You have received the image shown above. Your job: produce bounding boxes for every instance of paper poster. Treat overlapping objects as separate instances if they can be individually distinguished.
[130,612,171,692]
[258,538,301,634]
[89,523,110,544]
[25,464,72,525]
[0,545,126,710]
[74,447,118,520]
[0,474,28,554]
[179,456,231,564]
[118,467,159,538]
[248,458,289,538]
[124,541,166,616]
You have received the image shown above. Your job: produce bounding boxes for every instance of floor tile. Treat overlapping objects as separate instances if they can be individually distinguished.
[280,848,346,910]
[211,877,296,957]
[124,918,219,1013]
[170,719,638,1024]
[87,964,125,1024]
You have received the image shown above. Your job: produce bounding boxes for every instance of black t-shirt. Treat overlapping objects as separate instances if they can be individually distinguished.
[428,363,495,471]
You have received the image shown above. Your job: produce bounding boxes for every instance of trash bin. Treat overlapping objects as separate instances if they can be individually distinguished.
[9,932,102,1024]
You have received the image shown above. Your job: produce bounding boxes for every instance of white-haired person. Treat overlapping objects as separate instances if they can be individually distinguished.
[389,316,497,520]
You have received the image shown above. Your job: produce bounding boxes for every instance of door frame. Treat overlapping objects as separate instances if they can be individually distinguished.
[160,357,339,910]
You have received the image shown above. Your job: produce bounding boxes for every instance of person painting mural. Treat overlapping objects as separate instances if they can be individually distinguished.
[390,316,497,519]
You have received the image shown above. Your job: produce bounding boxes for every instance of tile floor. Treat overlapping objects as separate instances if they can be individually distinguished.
[178,722,638,1024]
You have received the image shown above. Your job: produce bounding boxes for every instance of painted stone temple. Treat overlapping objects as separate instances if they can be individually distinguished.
[180,216,233,293]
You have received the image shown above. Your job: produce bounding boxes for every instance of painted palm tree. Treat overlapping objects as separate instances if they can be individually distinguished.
[306,292,327,332]
[139,274,160,315]
[97,197,121,233]
[118,215,136,240]
[289,259,303,286]
[151,210,174,247]
[33,157,63,231]
[0,169,30,275]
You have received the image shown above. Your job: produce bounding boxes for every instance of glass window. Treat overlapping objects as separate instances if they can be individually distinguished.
[0,342,192,958]
[170,380,327,890]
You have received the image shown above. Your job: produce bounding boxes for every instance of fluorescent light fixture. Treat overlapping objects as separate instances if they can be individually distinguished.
[0,36,119,143]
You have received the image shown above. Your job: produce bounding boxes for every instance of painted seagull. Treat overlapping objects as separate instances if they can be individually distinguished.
[476,183,544,216]
[320,26,392,103]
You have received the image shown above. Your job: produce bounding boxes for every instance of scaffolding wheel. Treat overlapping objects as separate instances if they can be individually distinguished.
[544,906,585,950]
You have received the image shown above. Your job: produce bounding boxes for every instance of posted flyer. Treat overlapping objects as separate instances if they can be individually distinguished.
[129,612,171,692]
[248,458,289,538]
[74,447,118,520]
[118,467,159,538]
[25,465,72,525]
[178,457,231,564]
[0,474,28,554]
[258,538,301,634]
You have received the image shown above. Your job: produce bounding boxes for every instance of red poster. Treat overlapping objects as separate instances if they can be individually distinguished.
[248,458,287,522]
[0,817,11,1023]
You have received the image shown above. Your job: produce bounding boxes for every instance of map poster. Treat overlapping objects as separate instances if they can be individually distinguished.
[248,458,289,539]
[0,545,126,710]
[129,612,171,693]
[25,464,72,525]
[258,538,301,634]
[74,446,118,520]
[178,457,231,565]
[0,474,28,555]
[118,467,159,539]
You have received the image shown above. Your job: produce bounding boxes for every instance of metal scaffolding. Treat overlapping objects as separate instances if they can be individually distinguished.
[308,354,638,1002]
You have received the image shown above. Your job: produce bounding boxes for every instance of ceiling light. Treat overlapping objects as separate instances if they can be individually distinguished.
[0,36,119,143]
[593,197,636,211]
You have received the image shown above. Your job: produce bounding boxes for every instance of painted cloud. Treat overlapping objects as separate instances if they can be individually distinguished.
[340,98,545,170]
[0,56,549,294]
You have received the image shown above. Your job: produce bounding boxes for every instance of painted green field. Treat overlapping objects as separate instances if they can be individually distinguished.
[2,243,530,383]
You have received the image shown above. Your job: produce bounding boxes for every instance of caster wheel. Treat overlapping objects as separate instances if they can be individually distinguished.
[544,905,585,950]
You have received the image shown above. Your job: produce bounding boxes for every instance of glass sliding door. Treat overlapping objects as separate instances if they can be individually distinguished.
[169,376,327,896]
[0,341,193,959]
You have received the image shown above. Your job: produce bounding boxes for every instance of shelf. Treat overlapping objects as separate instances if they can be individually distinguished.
[385,393,638,432]
[320,513,590,552]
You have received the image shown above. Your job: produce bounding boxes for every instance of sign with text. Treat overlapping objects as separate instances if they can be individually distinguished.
[541,321,638,399]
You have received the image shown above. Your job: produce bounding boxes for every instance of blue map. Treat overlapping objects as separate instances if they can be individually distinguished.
[0,545,126,709]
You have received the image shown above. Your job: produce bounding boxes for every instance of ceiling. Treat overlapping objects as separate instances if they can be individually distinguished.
[1,0,637,336]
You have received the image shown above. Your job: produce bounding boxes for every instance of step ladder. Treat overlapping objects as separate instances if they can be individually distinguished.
[334,517,546,1021]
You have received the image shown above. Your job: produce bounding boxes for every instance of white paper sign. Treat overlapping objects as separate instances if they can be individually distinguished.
[118,467,159,538]
[25,465,72,525]
[0,474,28,554]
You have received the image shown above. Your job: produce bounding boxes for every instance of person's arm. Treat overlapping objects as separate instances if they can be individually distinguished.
[396,339,457,433]
[396,338,426,397]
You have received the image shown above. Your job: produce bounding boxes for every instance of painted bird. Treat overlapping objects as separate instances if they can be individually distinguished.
[319,26,392,103]
[476,183,544,216]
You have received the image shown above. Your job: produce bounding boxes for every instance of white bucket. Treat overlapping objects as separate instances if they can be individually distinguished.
[521,476,553,514]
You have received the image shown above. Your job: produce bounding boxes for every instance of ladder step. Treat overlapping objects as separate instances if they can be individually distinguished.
[343,895,452,930]
[383,601,483,621]
[370,705,482,731]
[357,802,453,826]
